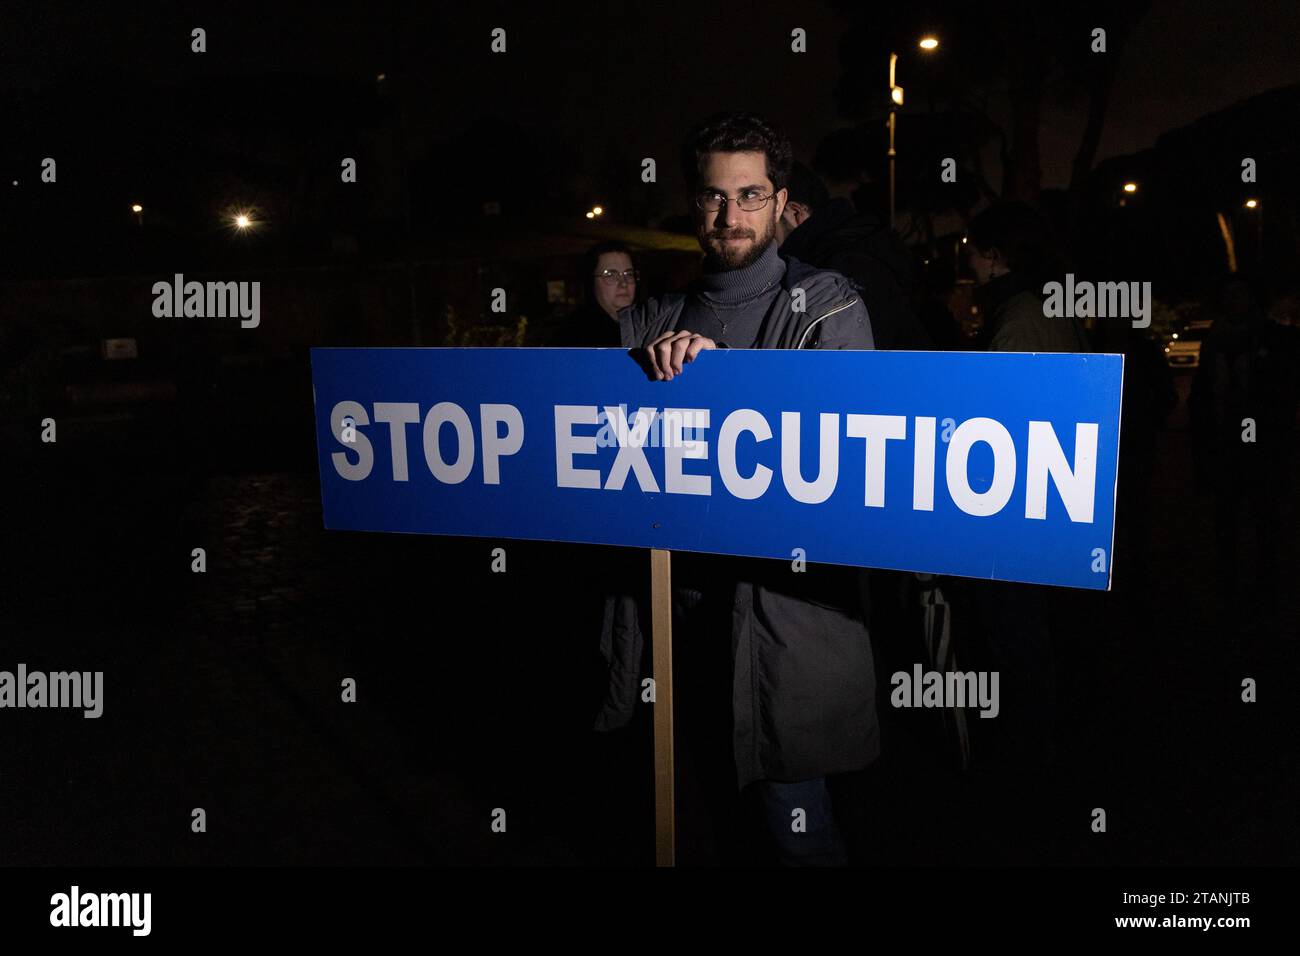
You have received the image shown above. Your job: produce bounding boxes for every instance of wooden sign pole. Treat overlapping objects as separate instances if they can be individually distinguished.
[650,548,675,867]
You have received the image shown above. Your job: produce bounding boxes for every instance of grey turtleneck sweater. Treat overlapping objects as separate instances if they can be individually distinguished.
[675,240,786,349]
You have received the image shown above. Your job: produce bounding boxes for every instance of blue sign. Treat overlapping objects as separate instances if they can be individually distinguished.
[310,348,1123,590]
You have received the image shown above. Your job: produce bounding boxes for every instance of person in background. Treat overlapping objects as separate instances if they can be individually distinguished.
[1190,278,1300,615]
[913,258,966,351]
[812,127,885,220]
[960,201,1085,861]
[967,201,1089,353]
[1092,314,1177,609]
[542,239,648,861]
[551,241,639,347]
[776,161,928,351]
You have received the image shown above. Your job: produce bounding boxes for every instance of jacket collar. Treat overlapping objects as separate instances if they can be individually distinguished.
[780,198,859,259]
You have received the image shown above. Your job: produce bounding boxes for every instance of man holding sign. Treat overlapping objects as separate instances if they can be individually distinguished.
[607,112,877,866]
[310,113,1121,868]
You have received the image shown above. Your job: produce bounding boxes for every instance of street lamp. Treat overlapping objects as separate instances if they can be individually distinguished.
[888,37,939,230]
[1123,182,1138,193]
[1244,199,1262,263]
[131,203,143,227]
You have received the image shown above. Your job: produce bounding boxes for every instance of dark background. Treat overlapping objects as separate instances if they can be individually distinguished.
[0,0,1296,867]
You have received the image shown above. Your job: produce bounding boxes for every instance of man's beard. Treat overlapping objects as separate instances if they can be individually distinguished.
[700,212,777,272]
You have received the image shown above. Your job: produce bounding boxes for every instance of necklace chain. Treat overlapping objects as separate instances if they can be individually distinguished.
[700,276,779,336]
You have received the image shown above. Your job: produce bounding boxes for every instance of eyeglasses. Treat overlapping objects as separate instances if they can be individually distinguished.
[595,269,639,285]
[694,190,775,212]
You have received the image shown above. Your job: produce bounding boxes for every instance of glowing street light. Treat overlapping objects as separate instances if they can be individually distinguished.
[234,214,251,229]
[887,36,941,229]
[131,203,143,213]
[131,203,144,228]
[592,205,604,216]
[1243,200,1263,260]
[1123,182,1138,193]
[585,211,595,220]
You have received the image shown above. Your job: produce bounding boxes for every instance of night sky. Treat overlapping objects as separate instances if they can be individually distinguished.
[3,0,1296,197]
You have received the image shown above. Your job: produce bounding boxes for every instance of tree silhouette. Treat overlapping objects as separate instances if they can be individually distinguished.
[827,0,1150,208]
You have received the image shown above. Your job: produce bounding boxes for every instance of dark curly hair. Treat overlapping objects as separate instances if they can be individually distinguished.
[680,111,794,195]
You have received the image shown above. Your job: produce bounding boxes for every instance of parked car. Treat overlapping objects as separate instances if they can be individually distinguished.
[1165,319,1212,369]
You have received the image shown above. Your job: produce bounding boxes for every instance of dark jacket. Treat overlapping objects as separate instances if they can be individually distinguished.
[956,270,1086,774]
[975,272,1089,353]
[618,255,873,352]
[598,256,881,791]
[779,198,929,351]
[1190,316,1300,486]
[549,303,624,347]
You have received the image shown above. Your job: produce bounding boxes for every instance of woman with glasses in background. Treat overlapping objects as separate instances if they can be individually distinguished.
[551,240,640,346]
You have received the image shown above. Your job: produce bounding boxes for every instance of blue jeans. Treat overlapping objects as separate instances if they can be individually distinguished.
[745,777,849,866]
